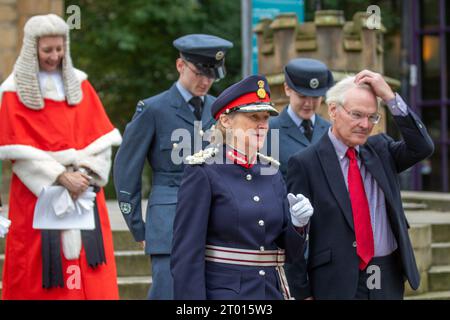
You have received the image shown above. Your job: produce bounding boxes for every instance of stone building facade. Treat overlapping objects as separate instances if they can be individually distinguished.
[254,10,401,135]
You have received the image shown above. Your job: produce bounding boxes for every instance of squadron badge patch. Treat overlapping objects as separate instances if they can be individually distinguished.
[119,202,132,215]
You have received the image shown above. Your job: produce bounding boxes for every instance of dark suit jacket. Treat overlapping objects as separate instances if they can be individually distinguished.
[268,107,330,180]
[114,83,215,254]
[286,108,434,299]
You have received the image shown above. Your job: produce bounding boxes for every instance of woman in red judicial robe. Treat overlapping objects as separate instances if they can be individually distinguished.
[0,14,121,299]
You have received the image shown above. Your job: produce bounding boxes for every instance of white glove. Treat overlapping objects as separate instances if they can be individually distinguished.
[0,215,11,238]
[287,193,313,227]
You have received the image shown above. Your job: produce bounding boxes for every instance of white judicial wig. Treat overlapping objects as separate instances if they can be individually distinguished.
[13,13,82,110]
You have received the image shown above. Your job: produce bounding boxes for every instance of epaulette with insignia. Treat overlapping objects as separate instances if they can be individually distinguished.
[135,100,145,113]
[257,152,280,168]
[186,147,219,165]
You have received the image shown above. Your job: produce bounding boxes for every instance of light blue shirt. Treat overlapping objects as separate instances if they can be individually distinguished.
[385,93,408,116]
[326,93,408,257]
[176,81,205,113]
[287,105,316,135]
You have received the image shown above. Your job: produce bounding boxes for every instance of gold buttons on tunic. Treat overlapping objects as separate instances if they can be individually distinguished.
[246,174,252,181]
[253,196,260,202]
[258,220,265,227]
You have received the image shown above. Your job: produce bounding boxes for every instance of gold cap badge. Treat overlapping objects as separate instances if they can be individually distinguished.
[256,80,266,99]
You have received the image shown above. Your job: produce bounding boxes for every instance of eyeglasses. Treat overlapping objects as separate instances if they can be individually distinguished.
[183,60,214,80]
[339,104,381,124]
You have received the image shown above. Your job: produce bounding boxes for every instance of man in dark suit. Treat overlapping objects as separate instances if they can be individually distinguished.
[287,70,434,299]
[268,58,333,180]
[113,34,233,299]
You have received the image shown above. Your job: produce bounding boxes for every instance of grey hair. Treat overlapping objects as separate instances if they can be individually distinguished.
[325,76,381,107]
[210,113,236,144]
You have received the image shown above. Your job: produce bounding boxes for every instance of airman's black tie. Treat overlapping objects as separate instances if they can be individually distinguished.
[301,119,313,142]
[189,96,203,120]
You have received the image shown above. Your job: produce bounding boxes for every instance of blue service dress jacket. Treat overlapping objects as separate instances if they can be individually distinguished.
[113,83,215,254]
[267,107,330,180]
[171,145,307,300]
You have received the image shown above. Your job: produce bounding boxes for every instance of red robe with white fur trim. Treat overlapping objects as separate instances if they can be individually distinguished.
[0,72,121,300]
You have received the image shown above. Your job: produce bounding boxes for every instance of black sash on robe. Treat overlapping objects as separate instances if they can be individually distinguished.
[41,188,106,289]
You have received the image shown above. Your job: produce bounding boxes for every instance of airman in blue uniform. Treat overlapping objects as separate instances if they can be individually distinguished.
[266,58,334,299]
[171,75,313,300]
[113,34,233,300]
[268,58,334,180]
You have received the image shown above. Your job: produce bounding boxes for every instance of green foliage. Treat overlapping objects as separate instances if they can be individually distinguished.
[68,0,241,129]
[67,0,242,198]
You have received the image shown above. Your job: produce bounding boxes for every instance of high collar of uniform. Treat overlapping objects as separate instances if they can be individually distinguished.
[224,145,256,169]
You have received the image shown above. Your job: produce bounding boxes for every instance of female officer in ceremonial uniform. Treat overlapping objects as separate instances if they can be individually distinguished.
[171,75,313,300]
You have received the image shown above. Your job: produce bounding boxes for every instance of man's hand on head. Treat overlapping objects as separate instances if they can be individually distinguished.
[354,69,395,102]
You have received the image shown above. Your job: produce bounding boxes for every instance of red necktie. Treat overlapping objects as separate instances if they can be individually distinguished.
[346,147,374,270]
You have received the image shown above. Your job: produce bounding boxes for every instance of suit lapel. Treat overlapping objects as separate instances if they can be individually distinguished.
[279,107,310,147]
[169,84,196,126]
[359,144,395,209]
[316,134,354,230]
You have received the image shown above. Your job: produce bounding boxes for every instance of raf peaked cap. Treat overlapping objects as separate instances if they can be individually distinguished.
[211,75,278,120]
[173,34,233,80]
[284,58,334,97]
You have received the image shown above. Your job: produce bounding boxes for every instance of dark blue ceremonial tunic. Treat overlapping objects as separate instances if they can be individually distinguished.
[171,145,306,300]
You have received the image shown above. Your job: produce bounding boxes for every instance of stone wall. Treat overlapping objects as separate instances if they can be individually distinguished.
[254,10,401,135]
[405,224,432,296]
